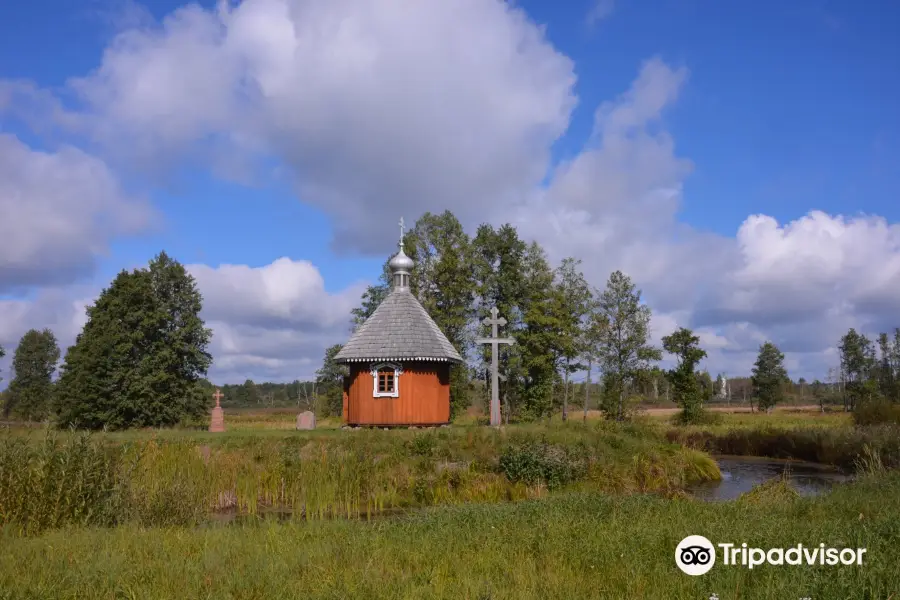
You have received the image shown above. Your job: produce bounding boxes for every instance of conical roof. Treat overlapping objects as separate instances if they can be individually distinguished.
[335,217,462,364]
[334,289,463,363]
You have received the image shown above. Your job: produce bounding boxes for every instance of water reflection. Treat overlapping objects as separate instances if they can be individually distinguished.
[688,456,853,502]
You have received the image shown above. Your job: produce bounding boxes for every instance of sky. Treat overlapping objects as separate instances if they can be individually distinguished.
[1,0,899,386]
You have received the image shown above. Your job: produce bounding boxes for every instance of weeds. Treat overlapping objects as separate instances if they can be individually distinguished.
[0,423,720,535]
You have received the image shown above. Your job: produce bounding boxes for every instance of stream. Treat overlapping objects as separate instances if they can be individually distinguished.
[687,455,854,501]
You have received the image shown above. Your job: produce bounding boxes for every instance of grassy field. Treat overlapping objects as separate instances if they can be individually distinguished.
[1,409,898,598]
[1,472,897,599]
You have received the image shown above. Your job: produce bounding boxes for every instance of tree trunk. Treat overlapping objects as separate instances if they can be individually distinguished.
[584,357,592,423]
[617,379,624,421]
[562,358,569,422]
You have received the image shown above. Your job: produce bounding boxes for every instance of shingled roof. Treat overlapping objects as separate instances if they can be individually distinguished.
[334,289,463,363]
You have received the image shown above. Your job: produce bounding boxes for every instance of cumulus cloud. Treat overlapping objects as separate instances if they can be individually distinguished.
[0,258,365,387]
[0,134,155,292]
[3,1,899,382]
[187,258,365,382]
[58,0,577,252]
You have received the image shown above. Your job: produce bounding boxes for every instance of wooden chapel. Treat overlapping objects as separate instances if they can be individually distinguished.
[334,219,463,426]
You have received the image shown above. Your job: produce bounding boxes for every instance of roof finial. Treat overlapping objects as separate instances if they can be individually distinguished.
[398,216,405,251]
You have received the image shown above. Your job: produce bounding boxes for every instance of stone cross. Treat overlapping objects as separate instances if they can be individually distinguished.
[476,306,514,426]
[209,388,225,433]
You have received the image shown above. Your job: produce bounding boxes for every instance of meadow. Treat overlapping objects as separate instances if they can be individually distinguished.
[1,408,898,598]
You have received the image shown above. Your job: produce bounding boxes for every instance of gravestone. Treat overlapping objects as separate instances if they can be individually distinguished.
[209,388,225,433]
[296,410,316,430]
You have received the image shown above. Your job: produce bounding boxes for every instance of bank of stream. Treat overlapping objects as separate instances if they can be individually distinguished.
[687,455,853,501]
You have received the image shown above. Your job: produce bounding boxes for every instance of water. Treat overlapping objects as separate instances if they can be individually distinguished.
[688,456,853,502]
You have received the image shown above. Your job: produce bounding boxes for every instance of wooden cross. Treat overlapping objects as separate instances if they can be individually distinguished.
[476,307,514,426]
[212,388,223,408]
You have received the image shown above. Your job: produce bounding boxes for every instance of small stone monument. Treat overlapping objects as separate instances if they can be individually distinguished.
[296,410,316,430]
[209,388,225,433]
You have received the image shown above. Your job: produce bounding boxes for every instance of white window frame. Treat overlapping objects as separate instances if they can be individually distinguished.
[370,363,403,398]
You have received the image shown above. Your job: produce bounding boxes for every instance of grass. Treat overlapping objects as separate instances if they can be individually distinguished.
[666,416,900,471]
[0,473,897,599]
[0,422,720,535]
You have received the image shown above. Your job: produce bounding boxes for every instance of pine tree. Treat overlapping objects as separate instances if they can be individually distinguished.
[661,327,707,424]
[55,251,212,429]
[4,329,60,421]
[751,342,789,412]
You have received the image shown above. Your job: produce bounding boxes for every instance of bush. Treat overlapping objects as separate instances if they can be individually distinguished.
[671,408,723,427]
[498,441,586,490]
[853,401,900,427]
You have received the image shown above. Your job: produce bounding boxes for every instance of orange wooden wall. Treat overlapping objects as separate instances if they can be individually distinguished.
[343,362,451,426]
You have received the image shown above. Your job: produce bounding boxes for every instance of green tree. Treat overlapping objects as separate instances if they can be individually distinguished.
[513,242,560,419]
[55,251,212,429]
[243,379,259,405]
[892,328,900,402]
[811,379,827,412]
[876,332,896,400]
[552,258,592,421]
[4,329,60,421]
[751,341,789,412]
[661,327,707,423]
[472,223,528,421]
[579,296,607,421]
[0,343,5,386]
[405,211,476,418]
[316,343,347,417]
[839,328,877,410]
[596,271,661,420]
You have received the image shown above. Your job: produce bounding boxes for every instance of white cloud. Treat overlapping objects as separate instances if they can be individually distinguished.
[0,134,155,292]
[60,0,577,252]
[3,1,899,382]
[187,257,365,382]
[586,0,616,27]
[0,258,365,387]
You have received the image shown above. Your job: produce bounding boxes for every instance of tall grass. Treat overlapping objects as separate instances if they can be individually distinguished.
[667,422,900,470]
[0,423,720,535]
[2,473,898,599]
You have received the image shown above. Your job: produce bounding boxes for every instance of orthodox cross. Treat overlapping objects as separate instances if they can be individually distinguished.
[398,216,405,249]
[476,306,514,426]
[212,388,223,408]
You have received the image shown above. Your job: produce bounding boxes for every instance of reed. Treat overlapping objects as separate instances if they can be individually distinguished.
[0,422,721,534]
[2,472,898,599]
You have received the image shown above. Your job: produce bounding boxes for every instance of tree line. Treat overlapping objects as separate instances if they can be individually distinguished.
[337,211,798,423]
[2,211,897,428]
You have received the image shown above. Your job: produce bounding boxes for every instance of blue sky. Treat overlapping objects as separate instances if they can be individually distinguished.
[1,0,899,384]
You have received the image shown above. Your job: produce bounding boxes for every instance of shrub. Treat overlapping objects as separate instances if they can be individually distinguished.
[671,408,723,427]
[498,441,586,490]
[853,401,900,427]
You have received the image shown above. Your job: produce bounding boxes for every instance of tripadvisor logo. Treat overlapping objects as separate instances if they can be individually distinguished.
[675,536,867,575]
[676,535,716,576]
